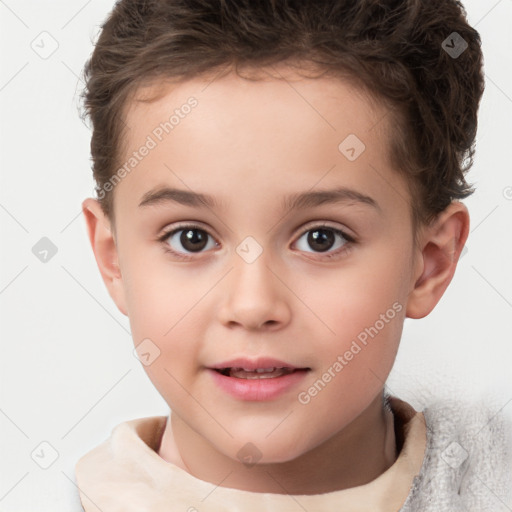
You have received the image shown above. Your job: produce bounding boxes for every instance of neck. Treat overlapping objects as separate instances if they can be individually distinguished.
[158,392,397,495]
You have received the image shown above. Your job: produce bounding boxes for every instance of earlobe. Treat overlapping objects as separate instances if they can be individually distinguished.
[81,198,128,316]
[406,202,470,319]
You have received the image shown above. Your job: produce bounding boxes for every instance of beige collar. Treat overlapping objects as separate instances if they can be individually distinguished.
[76,396,426,511]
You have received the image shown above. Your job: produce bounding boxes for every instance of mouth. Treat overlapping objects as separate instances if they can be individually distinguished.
[209,357,311,380]
[213,367,309,379]
[207,361,311,401]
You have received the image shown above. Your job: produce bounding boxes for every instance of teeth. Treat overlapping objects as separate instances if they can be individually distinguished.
[237,367,285,373]
[228,367,294,379]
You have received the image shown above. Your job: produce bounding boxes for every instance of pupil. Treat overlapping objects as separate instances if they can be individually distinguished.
[181,229,207,252]
[308,229,334,252]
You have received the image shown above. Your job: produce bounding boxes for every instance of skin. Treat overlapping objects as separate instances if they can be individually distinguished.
[82,64,469,495]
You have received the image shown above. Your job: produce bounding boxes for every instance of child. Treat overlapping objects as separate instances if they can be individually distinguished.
[75,0,511,510]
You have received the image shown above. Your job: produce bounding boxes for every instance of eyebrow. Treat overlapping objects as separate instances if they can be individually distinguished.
[138,186,381,213]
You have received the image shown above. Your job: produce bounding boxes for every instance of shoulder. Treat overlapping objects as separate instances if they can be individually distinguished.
[400,396,512,512]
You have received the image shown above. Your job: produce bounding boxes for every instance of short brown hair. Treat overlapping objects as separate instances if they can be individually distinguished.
[80,0,485,237]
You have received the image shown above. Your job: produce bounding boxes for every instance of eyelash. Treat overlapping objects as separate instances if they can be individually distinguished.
[157,222,356,261]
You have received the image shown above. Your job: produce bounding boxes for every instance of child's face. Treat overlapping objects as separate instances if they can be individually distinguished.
[91,67,426,462]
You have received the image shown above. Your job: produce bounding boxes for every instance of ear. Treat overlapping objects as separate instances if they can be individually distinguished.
[81,198,128,316]
[406,201,470,319]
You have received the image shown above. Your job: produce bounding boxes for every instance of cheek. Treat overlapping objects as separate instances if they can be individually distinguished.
[122,256,207,380]
[312,264,406,341]
[299,249,408,389]
[125,265,202,410]
[123,247,198,330]
[295,279,404,432]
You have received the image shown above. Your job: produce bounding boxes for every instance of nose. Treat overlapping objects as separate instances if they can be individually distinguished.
[217,249,291,332]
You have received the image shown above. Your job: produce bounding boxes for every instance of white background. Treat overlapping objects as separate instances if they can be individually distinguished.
[0,0,511,510]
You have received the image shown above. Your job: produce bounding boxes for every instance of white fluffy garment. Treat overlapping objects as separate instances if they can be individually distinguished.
[399,397,512,511]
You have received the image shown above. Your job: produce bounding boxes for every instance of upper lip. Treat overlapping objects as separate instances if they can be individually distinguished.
[208,357,309,371]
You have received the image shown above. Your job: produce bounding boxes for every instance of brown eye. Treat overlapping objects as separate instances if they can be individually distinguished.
[307,228,336,252]
[178,228,209,252]
[159,225,217,257]
[294,225,354,258]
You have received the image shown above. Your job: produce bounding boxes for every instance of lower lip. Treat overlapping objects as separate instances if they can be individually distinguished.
[207,368,309,401]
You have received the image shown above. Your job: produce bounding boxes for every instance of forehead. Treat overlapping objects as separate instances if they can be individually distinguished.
[113,66,409,222]
[124,67,390,143]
